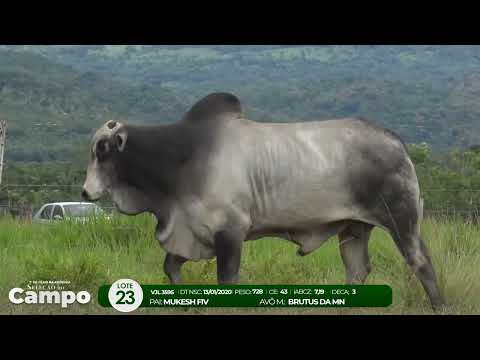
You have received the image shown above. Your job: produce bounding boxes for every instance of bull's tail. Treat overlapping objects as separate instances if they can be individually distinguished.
[415,195,424,237]
[418,196,424,223]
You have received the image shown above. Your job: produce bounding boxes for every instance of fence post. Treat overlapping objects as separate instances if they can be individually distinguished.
[0,120,6,186]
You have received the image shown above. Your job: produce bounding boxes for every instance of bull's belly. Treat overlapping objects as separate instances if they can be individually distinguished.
[247,201,358,254]
[250,187,358,228]
[246,186,387,254]
[247,218,351,255]
[250,208,349,230]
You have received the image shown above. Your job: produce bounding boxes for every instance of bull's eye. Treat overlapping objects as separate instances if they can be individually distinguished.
[96,139,110,160]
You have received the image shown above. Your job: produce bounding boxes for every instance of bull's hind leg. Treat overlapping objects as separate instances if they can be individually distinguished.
[338,222,374,284]
[391,230,445,310]
[379,189,445,308]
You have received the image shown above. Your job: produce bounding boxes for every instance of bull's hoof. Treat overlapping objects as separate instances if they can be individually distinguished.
[297,249,307,257]
[431,300,449,314]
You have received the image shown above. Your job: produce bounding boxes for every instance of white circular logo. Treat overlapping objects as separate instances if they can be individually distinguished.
[108,279,143,313]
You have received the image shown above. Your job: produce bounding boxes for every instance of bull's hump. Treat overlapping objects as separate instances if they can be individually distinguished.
[183,93,243,122]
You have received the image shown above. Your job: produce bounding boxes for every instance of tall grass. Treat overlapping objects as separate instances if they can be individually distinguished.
[0,214,479,315]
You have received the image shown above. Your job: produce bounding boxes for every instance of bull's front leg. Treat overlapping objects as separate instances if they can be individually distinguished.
[214,230,243,284]
[163,253,188,284]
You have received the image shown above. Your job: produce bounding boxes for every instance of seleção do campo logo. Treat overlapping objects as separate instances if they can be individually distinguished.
[8,280,91,308]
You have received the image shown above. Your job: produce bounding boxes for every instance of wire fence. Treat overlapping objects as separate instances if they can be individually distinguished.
[0,184,109,219]
[1,184,480,221]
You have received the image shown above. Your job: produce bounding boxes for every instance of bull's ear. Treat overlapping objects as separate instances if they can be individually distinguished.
[115,129,128,152]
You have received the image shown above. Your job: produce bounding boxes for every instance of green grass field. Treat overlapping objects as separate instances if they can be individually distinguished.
[0,215,479,315]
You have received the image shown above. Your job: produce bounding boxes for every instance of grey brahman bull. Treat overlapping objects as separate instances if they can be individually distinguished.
[82,92,445,309]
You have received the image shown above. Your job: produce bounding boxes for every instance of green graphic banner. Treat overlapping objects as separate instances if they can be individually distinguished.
[98,284,392,308]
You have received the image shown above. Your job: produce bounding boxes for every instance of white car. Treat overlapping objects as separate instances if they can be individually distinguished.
[33,202,110,223]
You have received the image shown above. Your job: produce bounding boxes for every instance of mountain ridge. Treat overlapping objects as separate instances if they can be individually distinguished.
[1,45,480,162]
[0,49,187,162]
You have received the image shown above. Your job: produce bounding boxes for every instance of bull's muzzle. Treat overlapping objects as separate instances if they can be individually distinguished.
[81,189,91,202]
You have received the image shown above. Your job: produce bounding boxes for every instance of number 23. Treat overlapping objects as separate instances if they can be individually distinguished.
[116,290,135,304]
